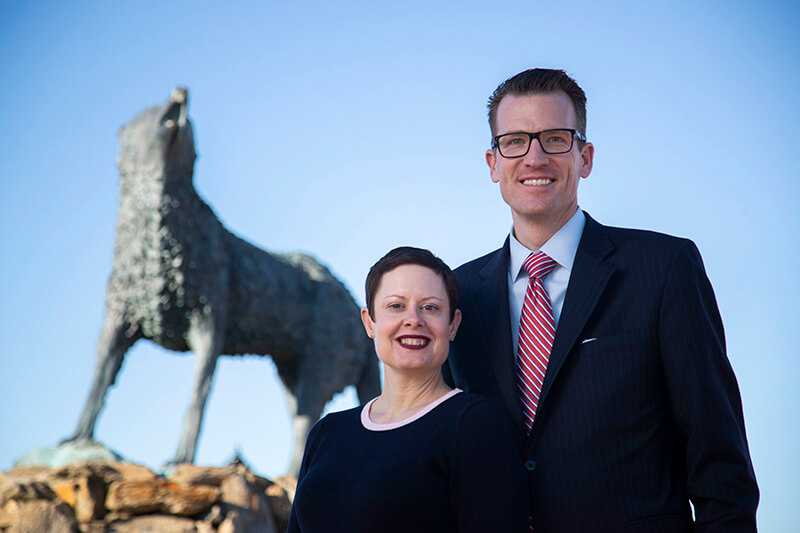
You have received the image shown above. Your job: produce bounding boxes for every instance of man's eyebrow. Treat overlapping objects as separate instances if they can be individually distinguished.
[381,295,444,301]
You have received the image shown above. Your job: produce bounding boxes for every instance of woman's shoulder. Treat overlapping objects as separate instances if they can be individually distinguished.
[449,393,525,461]
[326,402,365,418]
[425,391,510,426]
[448,392,517,431]
[446,391,502,412]
[310,403,365,435]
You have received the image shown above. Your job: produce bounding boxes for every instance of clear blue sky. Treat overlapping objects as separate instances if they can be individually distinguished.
[1,1,797,530]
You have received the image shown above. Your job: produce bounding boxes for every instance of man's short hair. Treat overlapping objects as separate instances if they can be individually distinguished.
[487,68,587,139]
[365,246,460,321]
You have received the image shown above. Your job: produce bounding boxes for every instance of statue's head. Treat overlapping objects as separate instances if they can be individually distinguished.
[118,87,196,182]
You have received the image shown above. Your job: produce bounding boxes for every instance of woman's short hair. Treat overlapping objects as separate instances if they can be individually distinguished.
[365,246,460,321]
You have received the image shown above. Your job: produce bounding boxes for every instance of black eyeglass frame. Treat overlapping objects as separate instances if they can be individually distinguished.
[492,128,588,158]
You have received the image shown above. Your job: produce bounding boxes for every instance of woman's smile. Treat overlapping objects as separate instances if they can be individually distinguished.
[397,335,431,349]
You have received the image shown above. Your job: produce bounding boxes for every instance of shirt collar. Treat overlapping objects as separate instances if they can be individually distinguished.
[509,208,586,281]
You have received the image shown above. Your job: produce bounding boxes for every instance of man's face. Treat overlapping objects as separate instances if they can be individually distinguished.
[487,91,594,231]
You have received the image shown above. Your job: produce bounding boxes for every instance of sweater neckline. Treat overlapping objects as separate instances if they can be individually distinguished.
[360,388,463,431]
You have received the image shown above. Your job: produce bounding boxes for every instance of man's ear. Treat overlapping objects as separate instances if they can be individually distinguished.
[487,148,500,183]
[579,142,594,179]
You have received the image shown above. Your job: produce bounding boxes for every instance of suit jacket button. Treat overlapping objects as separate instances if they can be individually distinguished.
[524,460,536,471]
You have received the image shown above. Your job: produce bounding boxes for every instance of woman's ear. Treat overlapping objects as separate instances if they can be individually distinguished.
[449,309,462,341]
[361,307,375,338]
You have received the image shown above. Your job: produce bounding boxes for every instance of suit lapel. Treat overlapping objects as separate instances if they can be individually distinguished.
[534,213,616,430]
[472,239,524,430]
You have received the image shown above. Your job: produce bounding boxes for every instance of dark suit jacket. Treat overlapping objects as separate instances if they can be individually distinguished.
[444,212,758,532]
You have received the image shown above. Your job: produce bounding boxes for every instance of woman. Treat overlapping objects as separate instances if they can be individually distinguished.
[287,247,528,532]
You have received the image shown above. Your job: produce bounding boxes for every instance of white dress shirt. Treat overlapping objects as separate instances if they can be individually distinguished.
[508,208,586,358]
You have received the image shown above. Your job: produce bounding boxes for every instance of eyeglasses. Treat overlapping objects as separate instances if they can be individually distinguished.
[492,129,587,158]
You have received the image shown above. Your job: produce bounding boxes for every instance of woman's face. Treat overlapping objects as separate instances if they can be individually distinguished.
[361,264,461,375]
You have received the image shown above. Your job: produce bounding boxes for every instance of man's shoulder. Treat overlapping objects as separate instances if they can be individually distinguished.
[454,245,505,278]
[585,218,711,282]
[606,224,692,248]
[588,216,698,257]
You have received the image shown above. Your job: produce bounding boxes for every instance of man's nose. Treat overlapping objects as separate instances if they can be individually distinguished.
[523,139,549,164]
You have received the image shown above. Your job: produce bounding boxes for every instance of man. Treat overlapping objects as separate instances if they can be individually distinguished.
[444,69,758,531]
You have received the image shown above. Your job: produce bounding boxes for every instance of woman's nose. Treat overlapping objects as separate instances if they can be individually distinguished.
[403,308,423,326]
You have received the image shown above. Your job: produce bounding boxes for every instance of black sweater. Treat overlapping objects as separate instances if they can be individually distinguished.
[288,391,528,532]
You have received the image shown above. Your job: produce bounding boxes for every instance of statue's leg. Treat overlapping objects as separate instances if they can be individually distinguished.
[71,310,139,440]
[355,342,382,403]
[285,361,330,477]
[172,316,222,464]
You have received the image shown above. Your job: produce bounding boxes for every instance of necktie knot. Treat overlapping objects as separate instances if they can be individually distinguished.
[523,251,556,280]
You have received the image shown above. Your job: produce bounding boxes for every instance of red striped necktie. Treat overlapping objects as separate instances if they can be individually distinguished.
[516,251,557,434]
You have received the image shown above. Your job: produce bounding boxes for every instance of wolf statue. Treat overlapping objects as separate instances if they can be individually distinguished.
[69,87,380,475]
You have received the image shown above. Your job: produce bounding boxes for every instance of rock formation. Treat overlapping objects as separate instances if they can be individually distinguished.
[0,461,295,533]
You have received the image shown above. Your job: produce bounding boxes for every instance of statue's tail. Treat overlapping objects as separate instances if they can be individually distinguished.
[355,344,381,404]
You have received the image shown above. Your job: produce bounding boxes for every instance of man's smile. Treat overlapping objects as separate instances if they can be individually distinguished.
[520,177,555,186]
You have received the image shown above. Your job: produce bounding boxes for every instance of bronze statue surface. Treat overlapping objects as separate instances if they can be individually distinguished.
[68,88,380,475]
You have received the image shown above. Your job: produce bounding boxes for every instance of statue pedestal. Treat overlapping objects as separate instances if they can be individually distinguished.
[15,440,124,469]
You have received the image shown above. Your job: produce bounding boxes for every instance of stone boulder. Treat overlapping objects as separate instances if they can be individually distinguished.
[0,460,294,533]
